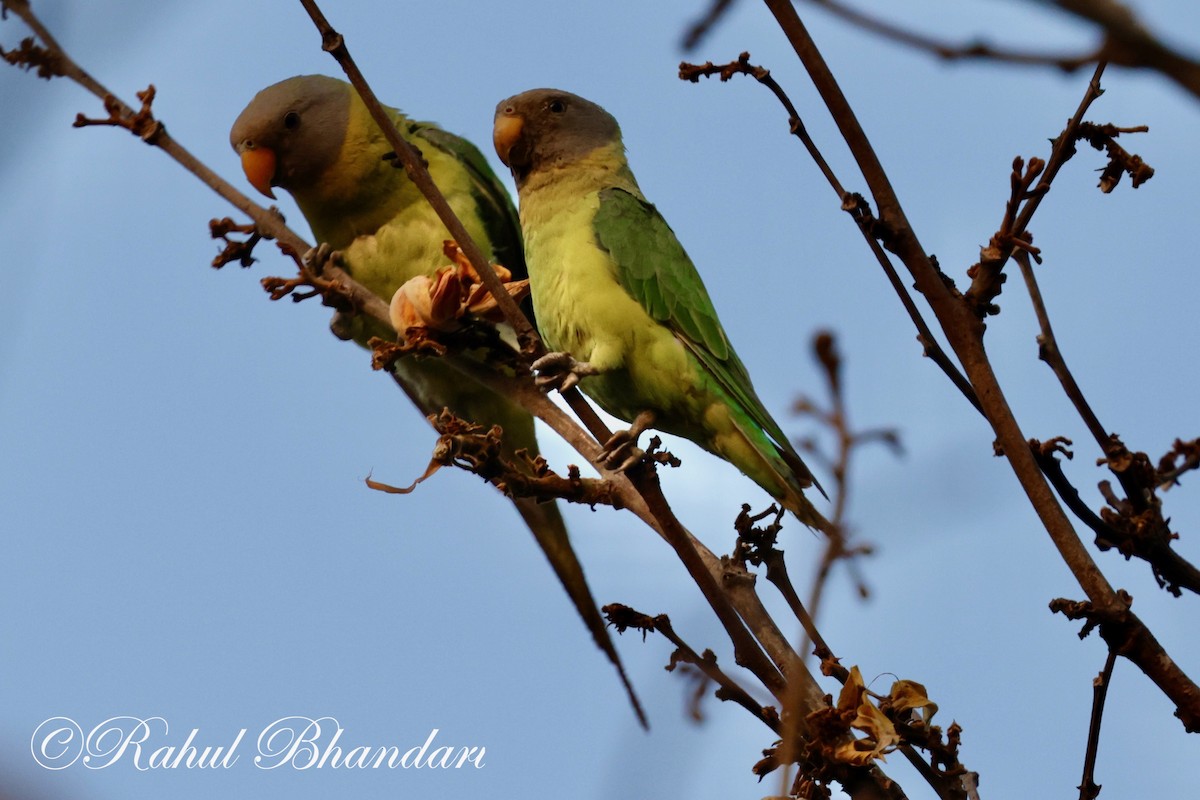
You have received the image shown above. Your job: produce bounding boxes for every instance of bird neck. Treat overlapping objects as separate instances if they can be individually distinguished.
[519,142,640,201]
[294,104,425,250]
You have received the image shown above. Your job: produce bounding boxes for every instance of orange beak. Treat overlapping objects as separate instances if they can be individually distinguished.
[239,146,277,199]
[492,113,524,167]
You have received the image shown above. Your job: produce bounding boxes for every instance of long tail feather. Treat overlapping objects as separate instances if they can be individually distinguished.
[512,496,648,728]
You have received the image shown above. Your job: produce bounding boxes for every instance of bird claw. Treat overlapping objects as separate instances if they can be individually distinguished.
[597,411,656,473]
[600,431,646,472]
[302,242,335,275]
[532,351,598,393]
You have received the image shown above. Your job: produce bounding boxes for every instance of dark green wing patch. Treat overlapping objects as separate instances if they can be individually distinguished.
[593,187,808,469]
[593,187,731,359]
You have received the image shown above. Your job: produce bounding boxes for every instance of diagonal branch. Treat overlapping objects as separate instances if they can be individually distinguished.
[605,604,780,730]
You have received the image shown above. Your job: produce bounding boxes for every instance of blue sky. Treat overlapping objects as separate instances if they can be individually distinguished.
[2,1,1198,798]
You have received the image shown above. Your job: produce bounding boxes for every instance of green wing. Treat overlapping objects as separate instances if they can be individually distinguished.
[414,123,528,281]
[593,187,810,471]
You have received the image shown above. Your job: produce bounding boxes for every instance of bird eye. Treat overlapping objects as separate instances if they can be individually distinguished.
[548,99,566,114]
[283,111,301,130]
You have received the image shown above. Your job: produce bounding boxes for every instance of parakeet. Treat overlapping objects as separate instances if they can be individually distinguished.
[493,89,830,532]
[230,76,642,722]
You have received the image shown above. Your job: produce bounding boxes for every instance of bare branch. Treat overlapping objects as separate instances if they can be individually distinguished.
[801,0,1101,70]
[1048,0,1200,101]
[760,0,1200,730]
[605,604,780,730]
[786,0,1200,101]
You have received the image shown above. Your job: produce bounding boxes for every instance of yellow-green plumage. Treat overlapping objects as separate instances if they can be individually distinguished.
[494,89,829,532]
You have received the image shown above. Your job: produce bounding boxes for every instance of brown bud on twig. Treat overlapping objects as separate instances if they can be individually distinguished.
[209,217,265,269]
[0,35,63,78]
[73,84,164,144]
[1076,122,1154,192]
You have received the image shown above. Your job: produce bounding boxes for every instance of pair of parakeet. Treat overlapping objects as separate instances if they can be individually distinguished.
[230,76,828,718]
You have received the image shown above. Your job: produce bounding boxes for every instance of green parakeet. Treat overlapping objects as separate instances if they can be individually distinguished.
[493,89,830,532]
[230,76,642,721]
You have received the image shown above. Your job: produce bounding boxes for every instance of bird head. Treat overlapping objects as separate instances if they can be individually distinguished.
[493,89,622,186]
[229,74,351,200]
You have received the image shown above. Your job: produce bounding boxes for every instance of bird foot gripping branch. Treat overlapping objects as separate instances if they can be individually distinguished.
[598,410,659,473]
[530,351,603,393]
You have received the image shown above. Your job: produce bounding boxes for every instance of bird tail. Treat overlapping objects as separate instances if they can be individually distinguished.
[776,448,837,536]
[512,495,648,729]
[726,417,835,536]
[777,483,837,537]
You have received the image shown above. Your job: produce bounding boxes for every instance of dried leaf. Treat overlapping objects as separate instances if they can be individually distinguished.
[888,679,938,726]
[829,667,900,765]
[390,243,529,335]
[364,459,443,495]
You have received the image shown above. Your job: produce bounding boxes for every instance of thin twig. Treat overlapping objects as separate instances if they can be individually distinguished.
[782,0,1200,102]
[680,0,738,52]
[680,52,983,414]
[606,605,780,730]
[1078,650,1118,800]
[793,333,889,654]
[1013,64,1107,244]
[1014,250,1108,446]
[1017,247,1199,596]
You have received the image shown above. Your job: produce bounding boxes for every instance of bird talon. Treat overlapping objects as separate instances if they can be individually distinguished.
[598,415,654,472]
[531,351,573,372]
[302,242,335,274]
[602,443,646,473]
[532,351,596,393]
